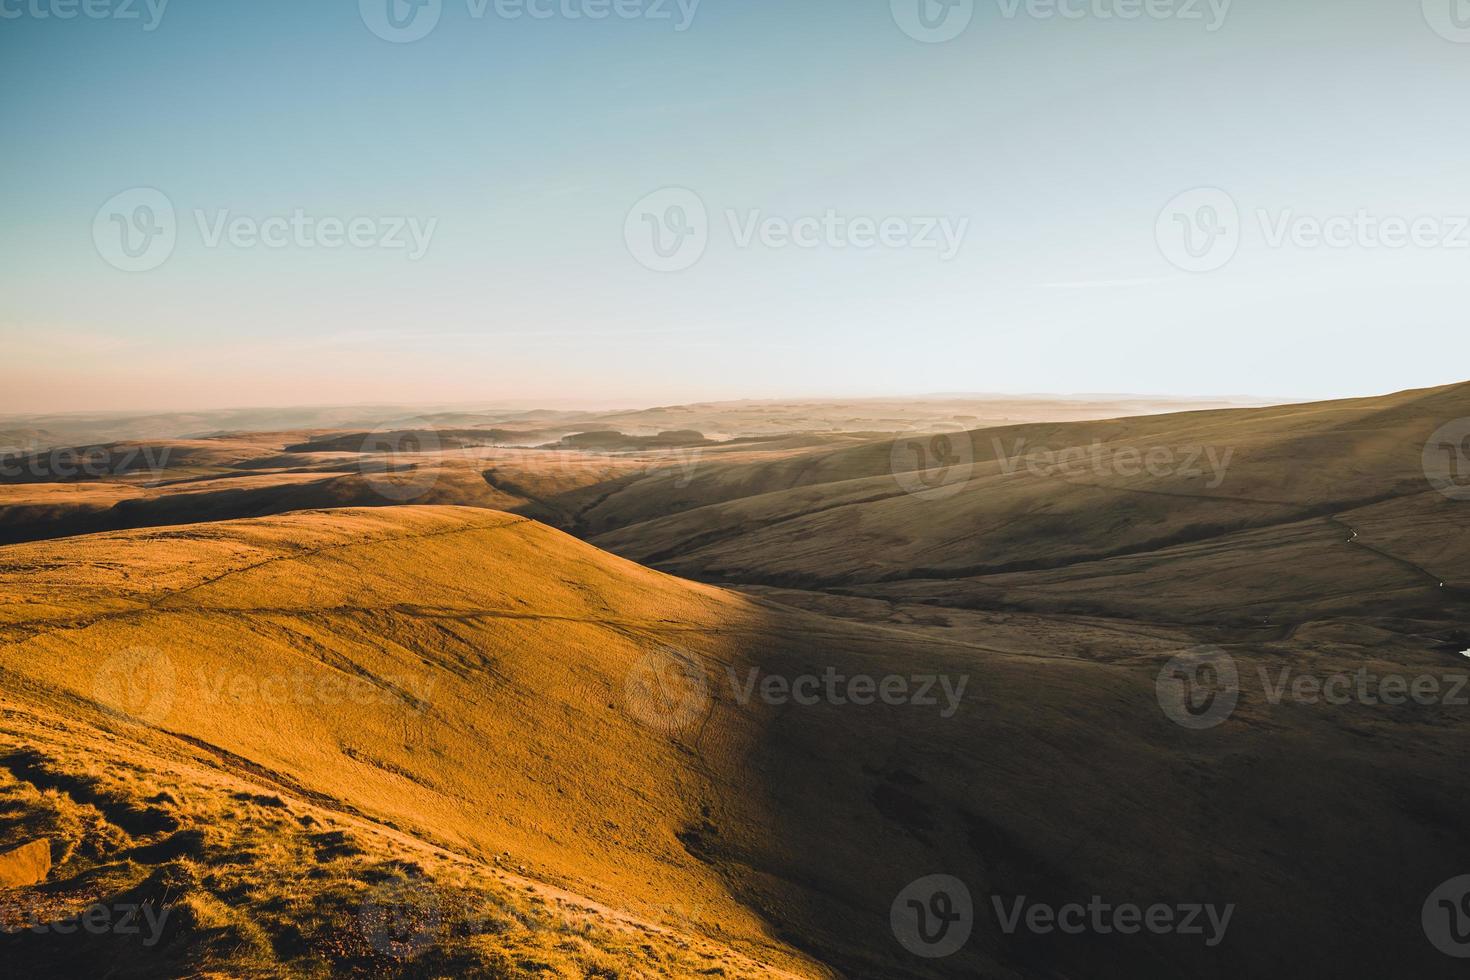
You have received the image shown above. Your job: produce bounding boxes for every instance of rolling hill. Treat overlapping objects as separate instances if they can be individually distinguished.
[1,385,1469,976]
[0,499,1466,976]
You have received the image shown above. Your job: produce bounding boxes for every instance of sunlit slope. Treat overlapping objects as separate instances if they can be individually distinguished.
[0,700,805,979]
[0,507,880,974]
[4,507,1470,976]
[0,509,763,921]
[590,382,1470,597]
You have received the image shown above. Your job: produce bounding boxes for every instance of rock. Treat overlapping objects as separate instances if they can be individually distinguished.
[0,839,51,888]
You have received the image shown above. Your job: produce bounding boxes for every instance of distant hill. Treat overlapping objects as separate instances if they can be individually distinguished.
[547,429,714,451]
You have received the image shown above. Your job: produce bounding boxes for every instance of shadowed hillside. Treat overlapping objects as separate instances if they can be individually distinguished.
[587,383,1470,630]
[2,500,1469,976]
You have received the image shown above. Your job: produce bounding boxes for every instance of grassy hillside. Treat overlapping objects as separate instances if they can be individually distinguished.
[587,383,1470,622]
[2,504,1469,976]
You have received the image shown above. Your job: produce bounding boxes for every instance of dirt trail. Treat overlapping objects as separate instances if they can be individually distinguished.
[1326,515,1447,590]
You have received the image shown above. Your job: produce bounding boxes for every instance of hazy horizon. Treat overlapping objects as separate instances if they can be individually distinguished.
[0,387,1304,423]
[5,0,1470,413]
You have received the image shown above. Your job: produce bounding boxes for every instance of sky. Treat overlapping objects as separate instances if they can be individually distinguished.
[2,0,1468,413]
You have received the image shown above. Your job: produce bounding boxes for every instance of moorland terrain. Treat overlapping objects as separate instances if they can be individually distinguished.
[1,387,1467,978]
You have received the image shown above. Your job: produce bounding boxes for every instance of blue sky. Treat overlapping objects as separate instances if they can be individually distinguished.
[3,0,1468,411]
